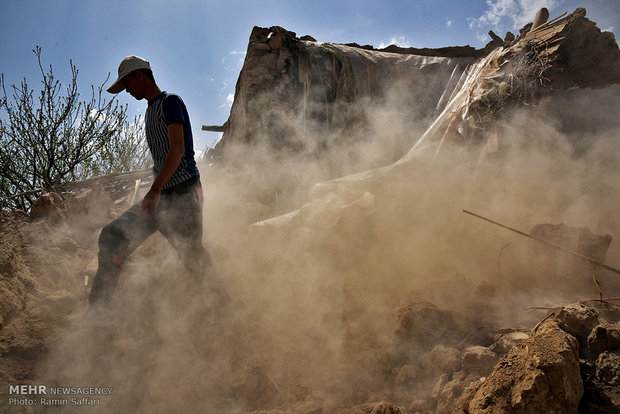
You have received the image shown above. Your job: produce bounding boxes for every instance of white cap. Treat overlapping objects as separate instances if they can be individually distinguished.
[107,55,151,93]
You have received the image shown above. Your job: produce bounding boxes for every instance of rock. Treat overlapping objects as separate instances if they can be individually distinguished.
[430,374,449,401]
[559,303,600,339]
[588,322,620,355]
[528,223,612,293]
[30,192,66,223]
[581,352,620,412]
[452,378,485,414]
[530,222,613,261]
[466,316,582,413]
[369,402,406,414]
[436,374,480,414]
[489,331,530,355]
[435,378,465,414]
[596,351,620,386]
[593,302,620,325]
[428,345,461,374]
[558,303,600,354]
[461,346,498,376]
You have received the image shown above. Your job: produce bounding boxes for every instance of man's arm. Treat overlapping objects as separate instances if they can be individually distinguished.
[141,122,185,218]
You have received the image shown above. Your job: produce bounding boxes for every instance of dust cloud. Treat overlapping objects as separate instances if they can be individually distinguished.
[37,82,620,412]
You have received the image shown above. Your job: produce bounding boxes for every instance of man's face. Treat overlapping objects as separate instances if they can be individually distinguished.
[123,71,144,100]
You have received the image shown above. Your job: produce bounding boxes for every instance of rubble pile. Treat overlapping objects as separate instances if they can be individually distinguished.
[1,6,620,414]
[0,206,90,387]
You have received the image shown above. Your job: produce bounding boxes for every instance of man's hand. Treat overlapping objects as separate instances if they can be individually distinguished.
[141,187,161,218]
[140,122,185,218]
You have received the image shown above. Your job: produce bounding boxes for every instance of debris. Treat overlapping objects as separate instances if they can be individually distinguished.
[596,351,620,386]
[588,323,620,355]
[461,346,498,376]
[30,192,66,223]
[369,402,407,414]
[463,316,583,413]
[532,7,550,30]
[428,345,461,375]
[1,7,620,413]
[463,209,617,277]
[558,303,600,351]
[489,331,530,355]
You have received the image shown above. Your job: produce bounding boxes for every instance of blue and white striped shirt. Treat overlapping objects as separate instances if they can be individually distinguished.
[145,91,199,190]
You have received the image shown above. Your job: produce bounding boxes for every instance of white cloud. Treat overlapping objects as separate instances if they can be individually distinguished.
[218,79,229,94]
[219,93,234,108]
[222,50,246,63]
[469,0,560,42]
[89,108,104,120]
[89,108,118,128]
[231,50,246,63]
[378,35,412,49]
[446,19,453,28]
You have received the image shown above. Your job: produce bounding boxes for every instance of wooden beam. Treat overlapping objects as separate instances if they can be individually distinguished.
[202,125,225,132]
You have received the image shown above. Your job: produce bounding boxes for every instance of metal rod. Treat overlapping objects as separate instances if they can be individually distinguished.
[462,209,620,276]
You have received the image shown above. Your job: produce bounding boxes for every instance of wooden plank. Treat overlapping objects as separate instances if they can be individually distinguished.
[202,125,225,132]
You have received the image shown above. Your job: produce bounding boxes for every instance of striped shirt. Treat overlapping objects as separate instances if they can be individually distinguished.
[145,92,199,190]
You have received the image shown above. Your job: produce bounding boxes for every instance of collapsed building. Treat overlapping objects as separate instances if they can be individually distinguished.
[214,8,619,174]
[2,7,620,414]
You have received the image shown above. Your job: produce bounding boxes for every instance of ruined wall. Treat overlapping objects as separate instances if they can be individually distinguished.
[215,26,476,173]
[216,10,620,165]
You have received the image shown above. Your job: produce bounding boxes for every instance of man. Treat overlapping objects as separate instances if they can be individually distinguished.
[89,55,219,306]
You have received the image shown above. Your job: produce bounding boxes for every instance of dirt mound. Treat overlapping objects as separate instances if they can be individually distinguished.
[0,189,117,394]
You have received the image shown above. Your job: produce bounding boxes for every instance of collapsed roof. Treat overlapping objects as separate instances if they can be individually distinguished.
[209,8,620,232]
[214,7,620,167]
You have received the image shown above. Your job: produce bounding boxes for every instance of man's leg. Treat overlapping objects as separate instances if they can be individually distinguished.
[159,182,232,306]
[89,203,156,306]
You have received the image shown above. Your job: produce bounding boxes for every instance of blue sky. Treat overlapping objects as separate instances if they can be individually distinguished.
[1,0,618,151]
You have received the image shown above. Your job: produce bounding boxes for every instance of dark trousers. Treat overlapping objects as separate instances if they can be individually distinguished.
[89,176,216,305]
